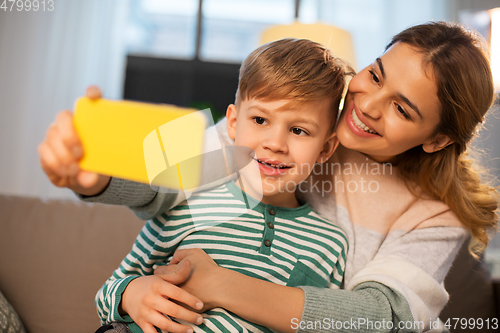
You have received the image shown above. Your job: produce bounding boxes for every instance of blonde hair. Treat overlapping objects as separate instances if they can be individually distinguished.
[388,22,499,256]
[236,38,349,130]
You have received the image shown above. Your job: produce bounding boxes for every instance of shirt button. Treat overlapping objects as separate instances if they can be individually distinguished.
[267,222,274,229]
[269,208,275,215]
[264,240,272,247]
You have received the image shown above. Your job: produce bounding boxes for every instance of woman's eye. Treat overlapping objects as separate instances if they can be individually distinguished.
[291,127,307,136]
[369,70,380,84]
[254,117,266,125]
[396,104,411,120]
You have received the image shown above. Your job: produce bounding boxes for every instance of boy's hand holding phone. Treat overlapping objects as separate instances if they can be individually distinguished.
[38,86,111,196]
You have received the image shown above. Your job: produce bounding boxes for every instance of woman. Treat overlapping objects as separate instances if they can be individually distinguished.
[39,22,498,333]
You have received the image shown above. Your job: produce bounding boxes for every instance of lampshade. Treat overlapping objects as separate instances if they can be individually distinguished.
[260,21,357,71]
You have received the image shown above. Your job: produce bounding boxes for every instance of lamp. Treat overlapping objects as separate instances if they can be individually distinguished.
[260,22,357,71]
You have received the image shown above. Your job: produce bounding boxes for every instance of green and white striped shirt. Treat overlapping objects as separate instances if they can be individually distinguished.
[96,181,348,333]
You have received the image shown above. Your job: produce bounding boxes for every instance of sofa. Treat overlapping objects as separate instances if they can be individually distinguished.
[0,193,498,333]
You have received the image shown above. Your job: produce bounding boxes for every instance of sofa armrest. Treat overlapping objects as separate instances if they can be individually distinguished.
[0,194,145,333]
[493,278,500,319]
[440,238,498,331]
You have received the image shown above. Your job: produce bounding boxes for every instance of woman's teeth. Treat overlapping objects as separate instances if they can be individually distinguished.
[352,109,378,135]
[257,159,289,169]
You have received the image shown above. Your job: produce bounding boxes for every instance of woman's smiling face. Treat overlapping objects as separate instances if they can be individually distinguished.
[337,42,450,163]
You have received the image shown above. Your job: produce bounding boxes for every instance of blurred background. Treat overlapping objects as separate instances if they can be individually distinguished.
[0,0,499,272]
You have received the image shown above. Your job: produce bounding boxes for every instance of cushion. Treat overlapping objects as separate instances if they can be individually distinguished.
[0,289,26,333]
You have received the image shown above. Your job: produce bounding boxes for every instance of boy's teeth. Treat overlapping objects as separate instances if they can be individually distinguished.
[258,159,288,169]
[352,109,377,134]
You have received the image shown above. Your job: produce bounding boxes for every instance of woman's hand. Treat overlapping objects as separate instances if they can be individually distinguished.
[38,86,111,196]
[155,249,225,312]
[121,260,204,333]
[156,249,304,333]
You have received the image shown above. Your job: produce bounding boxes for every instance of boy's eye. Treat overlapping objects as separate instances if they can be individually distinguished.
[291,127,307,136]
[254,117,266,125]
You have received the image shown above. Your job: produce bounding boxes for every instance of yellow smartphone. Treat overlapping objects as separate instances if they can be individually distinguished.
[73,97,207,191]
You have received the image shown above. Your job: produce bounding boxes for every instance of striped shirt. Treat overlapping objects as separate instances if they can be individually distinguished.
[95,181,348,333]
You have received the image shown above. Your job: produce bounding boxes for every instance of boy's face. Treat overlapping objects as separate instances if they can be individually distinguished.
[226,98,338,207]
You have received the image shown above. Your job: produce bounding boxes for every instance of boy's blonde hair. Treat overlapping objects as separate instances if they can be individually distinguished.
[235,38,349,130]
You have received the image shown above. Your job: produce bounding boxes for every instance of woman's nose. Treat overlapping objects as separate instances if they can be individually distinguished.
[358,90,384,120]
[262,128,288,154]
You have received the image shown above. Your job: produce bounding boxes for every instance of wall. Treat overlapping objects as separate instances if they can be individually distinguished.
[0,0,128,199]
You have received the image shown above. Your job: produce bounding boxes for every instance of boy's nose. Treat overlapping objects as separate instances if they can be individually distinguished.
[262,129,288,154]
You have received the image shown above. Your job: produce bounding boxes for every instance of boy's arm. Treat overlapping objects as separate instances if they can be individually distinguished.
[96,219,203,332]
[78,118,235,220]
[95,218,169,324]
[95,272,138,325]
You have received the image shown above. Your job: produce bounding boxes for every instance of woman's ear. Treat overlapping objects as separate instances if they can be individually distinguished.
[422,134,454,153]
[226,104,238,140]
[316,132,340,163]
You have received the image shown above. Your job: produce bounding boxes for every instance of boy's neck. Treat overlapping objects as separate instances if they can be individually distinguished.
[234,177,300,208]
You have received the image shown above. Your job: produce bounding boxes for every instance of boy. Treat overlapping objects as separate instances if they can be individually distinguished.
[95,38,348,333]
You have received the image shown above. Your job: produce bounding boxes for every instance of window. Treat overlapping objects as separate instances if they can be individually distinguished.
[200,0,294,62]
[126,0,452,68]
[126,0,297,62]
[126,0,199,59]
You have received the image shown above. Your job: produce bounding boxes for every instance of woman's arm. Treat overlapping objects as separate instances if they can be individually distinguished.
[216,273,418,333]
[215,269,305,333]
[76,176,176,220]
[158,226,467,333]
[158,249,404,333]
[159,249,304,333]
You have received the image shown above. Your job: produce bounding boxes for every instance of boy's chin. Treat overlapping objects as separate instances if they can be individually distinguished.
[238,173,299,199]
[263,183,294,194]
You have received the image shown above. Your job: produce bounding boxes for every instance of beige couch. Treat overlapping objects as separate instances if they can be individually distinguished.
[0,193,498,333]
